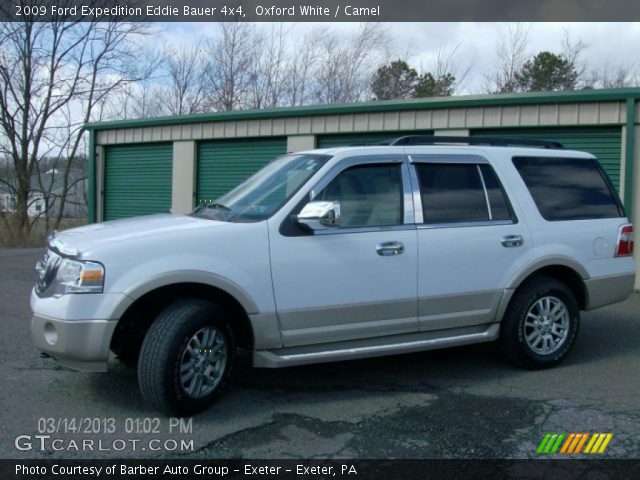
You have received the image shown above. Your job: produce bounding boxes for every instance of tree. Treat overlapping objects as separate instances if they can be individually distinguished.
[584,62,639,89]
[283,29,320,107]
[371,60,418,100]
[414,72,456,97]
[161,43,208,116]
[247,25,289,109]
[0,2,153,241]
[313,23,390,104]
[203,23,258,112]
[515,51,578,92]
[484,23,530,93]
[425,44,471,96]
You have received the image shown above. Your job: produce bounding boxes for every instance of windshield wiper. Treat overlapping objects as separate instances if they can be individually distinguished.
[205,202,231,211]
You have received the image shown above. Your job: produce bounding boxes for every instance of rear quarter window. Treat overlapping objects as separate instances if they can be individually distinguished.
[512,156,623,221]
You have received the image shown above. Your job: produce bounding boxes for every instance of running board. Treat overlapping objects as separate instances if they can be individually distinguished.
[253,324,500,368]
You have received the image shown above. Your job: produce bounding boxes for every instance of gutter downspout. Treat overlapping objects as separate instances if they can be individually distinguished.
[88,129,96,224]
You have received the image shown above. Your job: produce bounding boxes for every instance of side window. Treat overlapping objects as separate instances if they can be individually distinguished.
[513,156,623,221]
[416,163,514,224]
[317,164,403,228]
[479,165,515,221]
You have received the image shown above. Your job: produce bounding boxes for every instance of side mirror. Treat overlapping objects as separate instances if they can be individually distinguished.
[296,201,341,232]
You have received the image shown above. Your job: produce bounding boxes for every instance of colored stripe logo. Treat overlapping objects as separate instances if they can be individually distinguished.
[537,433,613,454]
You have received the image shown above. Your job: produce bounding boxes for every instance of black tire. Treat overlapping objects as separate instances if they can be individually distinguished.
[137,299,235,415]
[500,277,579,369]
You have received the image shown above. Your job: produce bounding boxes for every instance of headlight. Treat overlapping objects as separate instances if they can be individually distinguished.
[36,251,105,296]
[54,258,105,294]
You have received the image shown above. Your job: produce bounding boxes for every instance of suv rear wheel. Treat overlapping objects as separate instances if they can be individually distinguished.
[137,299,236,414]
[500,277,579,369]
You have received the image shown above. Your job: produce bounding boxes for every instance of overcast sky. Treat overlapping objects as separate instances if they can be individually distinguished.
[158,22,640,94]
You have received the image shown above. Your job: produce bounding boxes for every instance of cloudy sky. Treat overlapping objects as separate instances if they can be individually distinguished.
[158,22,640,94]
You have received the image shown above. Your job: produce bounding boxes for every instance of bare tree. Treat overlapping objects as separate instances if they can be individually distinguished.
[484,23,531,93]
[104,81,165,120]
[247,25,289,109]
[203,23,258,112]
[583,62,639,88]
[0,1,154,241]
[313,23,390,104]
[284,29,320,106]
[423,43,473,95]
[160,43,208,115]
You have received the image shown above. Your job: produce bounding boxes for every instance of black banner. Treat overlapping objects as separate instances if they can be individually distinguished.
[4,459,640,480]
[2,0,640,22]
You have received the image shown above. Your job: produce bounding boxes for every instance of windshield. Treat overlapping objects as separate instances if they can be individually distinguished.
[192,153,330,222]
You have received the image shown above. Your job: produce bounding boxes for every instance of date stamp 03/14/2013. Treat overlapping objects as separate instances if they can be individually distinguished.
[13,417,195,453]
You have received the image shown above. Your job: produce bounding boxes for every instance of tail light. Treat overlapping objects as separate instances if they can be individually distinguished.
[615,224,634,257]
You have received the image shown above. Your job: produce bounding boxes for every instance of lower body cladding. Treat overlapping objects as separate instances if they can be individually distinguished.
[30,272,634,373]
[31,315,116,372]
[584,273,636,310]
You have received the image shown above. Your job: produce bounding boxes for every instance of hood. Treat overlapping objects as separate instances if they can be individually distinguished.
[51,214,229,255]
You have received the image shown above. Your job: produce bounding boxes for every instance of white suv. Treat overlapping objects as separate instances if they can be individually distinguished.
[31,136,636,414]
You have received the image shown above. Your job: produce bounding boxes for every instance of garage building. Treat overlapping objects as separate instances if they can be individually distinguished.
[85,88,640,287]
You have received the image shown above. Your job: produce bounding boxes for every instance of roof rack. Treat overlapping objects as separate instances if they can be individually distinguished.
[385,135,565,149]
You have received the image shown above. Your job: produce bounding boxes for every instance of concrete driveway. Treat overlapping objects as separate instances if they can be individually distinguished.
[1,248,639,459]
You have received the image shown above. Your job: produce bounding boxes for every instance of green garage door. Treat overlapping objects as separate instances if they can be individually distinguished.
[472,127,623,191]
[196,138,287,205]
[317,130,434,148]
[104,143,173,220]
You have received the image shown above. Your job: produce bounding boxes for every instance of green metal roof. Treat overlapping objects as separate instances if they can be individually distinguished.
[85,88,640,131]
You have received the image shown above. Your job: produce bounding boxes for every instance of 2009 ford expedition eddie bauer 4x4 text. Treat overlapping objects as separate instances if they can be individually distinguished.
[31,136,635,414]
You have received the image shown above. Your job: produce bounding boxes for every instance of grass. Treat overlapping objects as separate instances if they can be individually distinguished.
[0,214,87,248]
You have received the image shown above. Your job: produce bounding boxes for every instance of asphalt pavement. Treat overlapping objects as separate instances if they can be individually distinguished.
[1,248,639,459]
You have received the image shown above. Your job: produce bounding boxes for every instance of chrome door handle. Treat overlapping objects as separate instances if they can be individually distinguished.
[501,235,524,248]
[376,241,404,256]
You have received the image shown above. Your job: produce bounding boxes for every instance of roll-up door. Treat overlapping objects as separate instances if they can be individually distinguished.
[196,138,287,205]
[104,143,173,220]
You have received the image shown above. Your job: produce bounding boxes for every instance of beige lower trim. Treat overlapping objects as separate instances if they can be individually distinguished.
[279,299,417,347]
[418,290,501,330]
[31,315,117,372]
[585,273,635,310]
[279,299,416,330]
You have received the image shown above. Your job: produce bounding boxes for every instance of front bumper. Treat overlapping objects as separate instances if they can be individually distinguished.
[31,314,117,372]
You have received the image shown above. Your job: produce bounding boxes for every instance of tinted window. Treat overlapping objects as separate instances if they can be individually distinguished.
[513,157,622,221]
[318,164,403,228]
[416,164,489,224]
[479,165,515,221]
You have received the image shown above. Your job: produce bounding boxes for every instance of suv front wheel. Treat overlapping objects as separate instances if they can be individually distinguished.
[137,299,236,414]
[500,277,580,369]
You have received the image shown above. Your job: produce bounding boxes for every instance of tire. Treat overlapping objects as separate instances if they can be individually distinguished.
[500,277,579,369]
[137,299,236,415]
